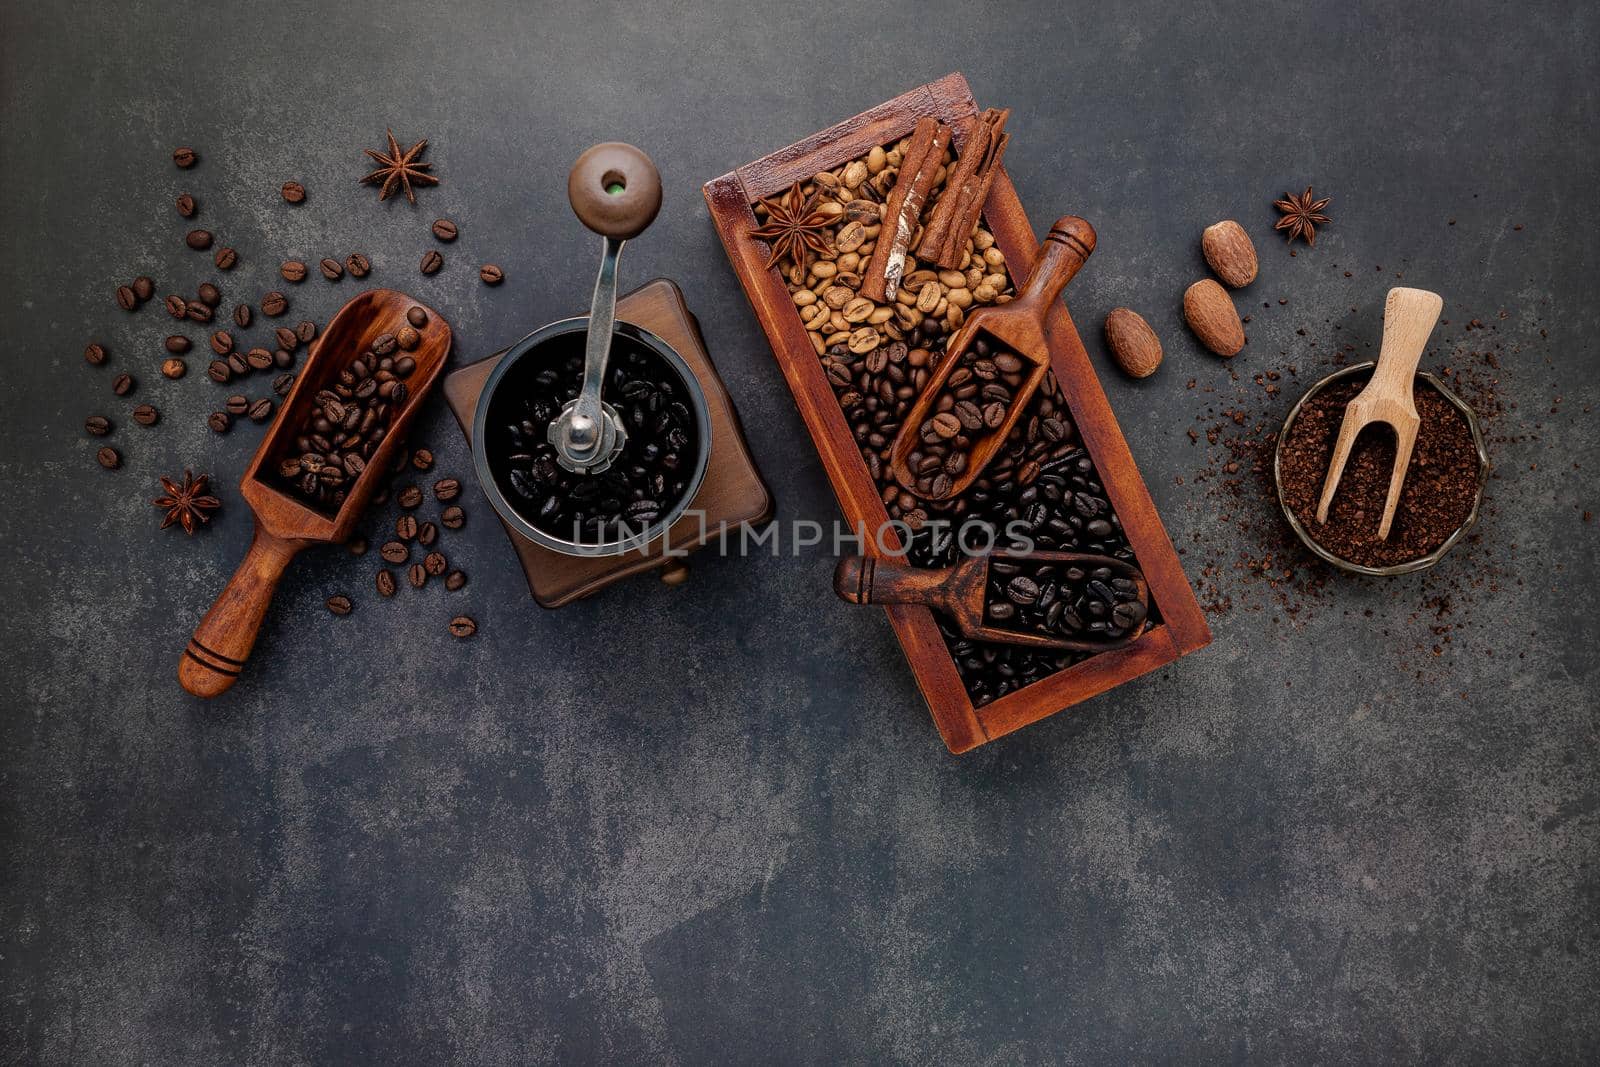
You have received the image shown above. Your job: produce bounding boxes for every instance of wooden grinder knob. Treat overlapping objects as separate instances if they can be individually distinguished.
[567,142,662,240]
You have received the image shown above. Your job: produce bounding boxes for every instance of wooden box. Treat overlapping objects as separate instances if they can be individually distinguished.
[703,73,1211,753]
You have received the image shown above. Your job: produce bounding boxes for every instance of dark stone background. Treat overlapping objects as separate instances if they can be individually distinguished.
[2,0,1595,1062]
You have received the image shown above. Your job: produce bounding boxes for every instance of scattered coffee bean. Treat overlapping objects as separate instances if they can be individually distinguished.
[116,285,138,311]
[165,294,188,319]
[133,276,155,301]
[185,229,213,250]
[407,562,428,589]
[227,353,247,374]
[396,514,419,541]
[319,257,343,281]
[379,540,409,564]
[96,446,120,469]
[376,569,397,597]
[423,551,447,576]
[210,330,234,355]
[132,404,159,426]
[411,448,433,470]
[448,615,477,638]
[273,373,296,396]
[444,570,466,591]
[281,180,306,204]
[396,325,420,351]
[479,264,504,286]
[295,320,316,344]
[112,373,135,396]
[275,326,298,350]
[161,358,187,379]
[326,595,353,616]
[225,395,249,415]
[397,485,423,509]
[420,250,443,275]
[213,247,238,270]
[172,146,197,168]
[176,193,197,217]
[85,415,112,436]
[272,348,293,368]
[197,282,221,307]
[280,260,307,283]
[433,477,460,501]
[233,304,252,328]
[406,306,428,328]
[84,342,107,365]
[247,398,274,422]
[186,302,213,323]
[345,253,370,278]
[164,335,191,353]
[207,360,231,383]
[261,291,287,316]
[431,218,458,242]
[417,521,438,546]
[246,348,273,370]
[207,411,231,433]
[440,505,464,529]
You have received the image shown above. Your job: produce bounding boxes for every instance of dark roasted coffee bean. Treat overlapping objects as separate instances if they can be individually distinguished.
[406,306,428,327]
[197,282,221,307]
[433,477,460,501]
[116,285,138,310]
[84,342,107,365]
[260,290,287,316]
[444,570,466,591]
[345,252,370,277]
[85,415,112,436]
[187,303,213,323]
[185,229,212,250]
[379,540,409,564]
[419,250,443,275]
[397,485,423,509]
[376,569,397,597]
[273,373,295,396]
[273,348,293,368]
[393,356,416,377]
[161,358,186,379]
[411,448,433,470]
[417,521,437,547]
[225,394,249,415]
[163,334,190,354]
[132,404,158,426]
[280,260,307,282]
[423,551,447,576]
[440,504,464,529]
[280,180,306,203]
[226,353,247,374]
[96,446,120,469]
[371,333,398,356]
[165,294,188,318]
[407,562,428,588]
[213,246,238,270]
[172,146,197,168]
[209,330,233,355]
[448,615,476,638]
[396,514,418,541]
[207,411,231,433]
[1006,576,1041,605]
[295,320,316,344]
[246,347,272,370]
[479,264,504,286]
[112,373,134,396]
[325,595,353,616]
[275,327,298,350]
[176,193,197,217]
[318,257,343,281]
[247,398,273,422]
[431,218,458,242]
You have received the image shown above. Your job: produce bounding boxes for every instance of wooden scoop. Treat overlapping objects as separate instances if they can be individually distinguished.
[889,216,1095,501]
[1315,287,1443,540]
[179,288,452,697]
[833,549,1148,652]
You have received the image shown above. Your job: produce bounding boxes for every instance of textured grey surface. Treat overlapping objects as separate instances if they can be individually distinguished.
[2,0,1597,1062]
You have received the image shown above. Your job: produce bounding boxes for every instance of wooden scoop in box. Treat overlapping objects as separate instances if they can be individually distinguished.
[888,216,1095,502]
[178,289,452,697]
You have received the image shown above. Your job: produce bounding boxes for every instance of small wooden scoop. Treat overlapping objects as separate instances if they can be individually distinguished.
[1315,287,1443,540]
[833,550,1148,652]
[179,288,452,697]
[889,216,1095,502]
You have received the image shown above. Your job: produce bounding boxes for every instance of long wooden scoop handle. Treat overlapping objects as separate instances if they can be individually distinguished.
[834,556,958,609]
[1012,216,1097,319]
[178,523,300,697]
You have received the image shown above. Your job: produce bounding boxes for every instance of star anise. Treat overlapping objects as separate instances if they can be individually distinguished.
[360,129,440,204]
[1273,186,1332,246]
[748,182,835,272]
[153,470,221,535]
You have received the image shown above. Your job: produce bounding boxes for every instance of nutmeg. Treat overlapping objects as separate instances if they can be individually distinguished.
[1104,308,1163,378]
[1201,220,1258,288]
[1183,279,1245,357]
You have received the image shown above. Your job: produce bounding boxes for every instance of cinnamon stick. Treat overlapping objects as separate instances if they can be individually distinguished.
[861,117,950,303]
[917,108,1010,270]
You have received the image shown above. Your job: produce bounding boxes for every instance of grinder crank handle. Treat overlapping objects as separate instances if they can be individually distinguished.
[562,144,664,465]
[178,523,301,697]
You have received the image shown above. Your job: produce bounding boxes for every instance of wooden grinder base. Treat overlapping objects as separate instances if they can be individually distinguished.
[443,279,773,607]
